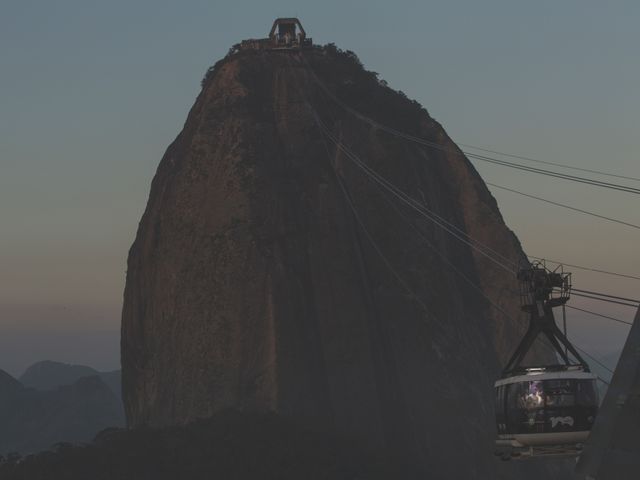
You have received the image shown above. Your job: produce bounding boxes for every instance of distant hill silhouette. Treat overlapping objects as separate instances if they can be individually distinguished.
[0,369,22,395]
[0,369,124,455]
[0,410,421,480]
[20,360,122,401]
[96,369,122,401]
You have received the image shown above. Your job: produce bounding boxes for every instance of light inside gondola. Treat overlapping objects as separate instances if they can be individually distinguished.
[496,372,598,440]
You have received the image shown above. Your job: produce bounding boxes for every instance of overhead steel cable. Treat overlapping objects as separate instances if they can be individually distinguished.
[299,60,541,279]
[334,164,434,317]
[572,288,640,305]
[314,115,519,271]
[369,168,564,359]
[459,143,640,183]
[300,56,640,196]
[313,105,640,322]
[311,110,560,361]
[529,256,640,282]
[295,60,621,378]
[306,104,568,361]
[466,152,640,195]
[289,61,434,455]
[370,157,617,376]
[314,71,637,316]
[565,305,633,327]
[569,292,639,308]
[293,64,562,363]
[375,171,517,319]
[572,343,614,377]
[486,182,640,230]
[316,116,471,347]
[304,58,640,294]
[287,57,440,326]
[312,111,517,274]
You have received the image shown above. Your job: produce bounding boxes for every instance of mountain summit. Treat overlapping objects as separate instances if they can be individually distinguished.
[121,44,553,476]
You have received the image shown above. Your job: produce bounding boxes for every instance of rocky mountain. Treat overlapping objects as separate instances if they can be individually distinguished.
[20,360,122,401]
[121,45,559,477]
[0,369,124,455]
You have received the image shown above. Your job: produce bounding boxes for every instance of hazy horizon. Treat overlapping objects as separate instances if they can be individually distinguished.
[1,0,638,378]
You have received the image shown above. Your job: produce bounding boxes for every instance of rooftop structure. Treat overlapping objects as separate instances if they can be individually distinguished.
[239,18,312,52]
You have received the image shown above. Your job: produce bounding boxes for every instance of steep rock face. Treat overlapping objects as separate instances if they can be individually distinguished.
[122,47,553,476]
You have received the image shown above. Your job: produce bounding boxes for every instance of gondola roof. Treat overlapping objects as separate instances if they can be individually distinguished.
[495,370,597,387]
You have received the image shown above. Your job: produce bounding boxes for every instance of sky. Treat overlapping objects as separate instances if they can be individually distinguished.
[1,0,638,377]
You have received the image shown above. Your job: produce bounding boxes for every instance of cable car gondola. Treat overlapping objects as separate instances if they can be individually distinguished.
[495,262,599,459]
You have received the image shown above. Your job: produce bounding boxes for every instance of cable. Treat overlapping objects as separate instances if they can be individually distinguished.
[467,152,640,195]
[294,66,558,359]
[301,56,640,196]
[376,173,517,319]
[565,305,633,327]
[459,143,640,183]
[573,343,614,376]
[310,107,562,360]
[305,57,640,290]
[318,119,560,360]
[529,256,640,282]
[296,58,618,379]
[313,112,518,274]
[293,59,431,455]
[301,57,640,285]
[486,182,640,230]
[334,160,434,317]
[293,57,514,324]
[572,288,640,305]
[374,179,564,360]
[570,292,639,308]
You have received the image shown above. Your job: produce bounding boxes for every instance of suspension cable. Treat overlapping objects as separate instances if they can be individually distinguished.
[572,288,640,305]
[309,105,563,360]
[297,57,625,379]
[570,292,639,308]
[293,65,562,360]
[303,56,640,286]
[300,55,640,196]
[566,305,634,327]
[459,143,640,183]
[486,182,640,230]
[468,152,640,195]
[373,176,563,359]
[313,112,517,274]
[573,343,614,376]
[334,164,434,317]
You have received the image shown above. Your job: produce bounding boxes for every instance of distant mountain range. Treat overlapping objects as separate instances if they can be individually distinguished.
[19,360,122,401]
[0,361,124,455]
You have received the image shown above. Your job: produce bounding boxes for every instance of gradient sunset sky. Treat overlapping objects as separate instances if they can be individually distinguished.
[1,0,638,376]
